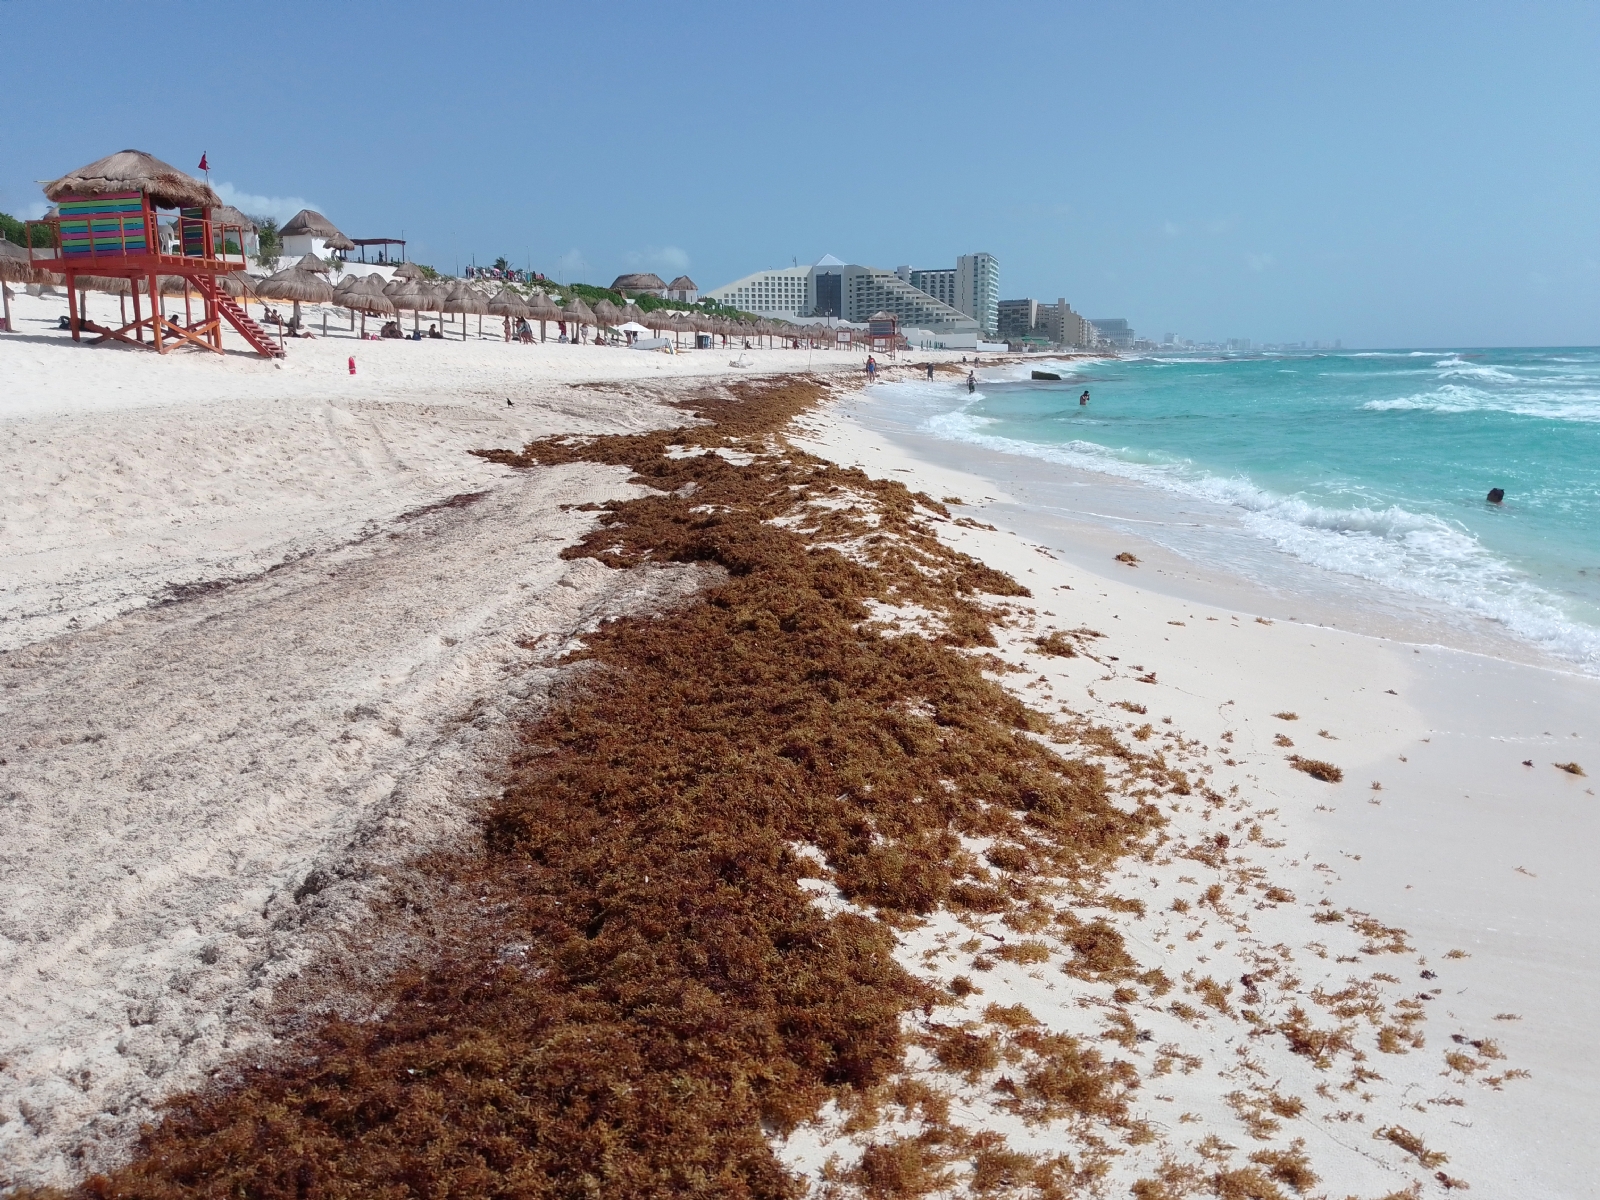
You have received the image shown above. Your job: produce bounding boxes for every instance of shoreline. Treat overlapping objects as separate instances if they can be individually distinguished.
[818,371,1596,680]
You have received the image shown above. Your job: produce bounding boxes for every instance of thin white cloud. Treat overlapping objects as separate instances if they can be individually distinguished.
[1245,252,1275,272]
[213,182,318,224]
[623,245,691,273]
[1162,221,1181,237]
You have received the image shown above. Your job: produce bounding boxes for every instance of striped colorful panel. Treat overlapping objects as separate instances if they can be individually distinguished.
[57,192,145,216]
[58,193,148,257]
[180,207,208,256]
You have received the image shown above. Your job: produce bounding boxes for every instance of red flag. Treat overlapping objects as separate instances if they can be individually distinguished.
[198,153,209,172]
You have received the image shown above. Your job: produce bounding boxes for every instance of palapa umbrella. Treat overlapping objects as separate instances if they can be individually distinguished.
[592,299,622,343]
[391,261,426,281]
[563,295,596,344]
[257,261,334,333]
[423,280,452,337]
[296,253,331,275]
[0,239,41,332]
[384,275,431,336]
[341,273,394,337]
[487,286,531,341]
[526,290,561,342]
[443,280,488,341]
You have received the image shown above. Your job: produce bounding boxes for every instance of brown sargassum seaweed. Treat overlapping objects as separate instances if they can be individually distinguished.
[62,379,1166,1199]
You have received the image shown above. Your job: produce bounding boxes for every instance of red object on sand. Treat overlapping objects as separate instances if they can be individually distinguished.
[197,153,208,172]
[348,356,356,375]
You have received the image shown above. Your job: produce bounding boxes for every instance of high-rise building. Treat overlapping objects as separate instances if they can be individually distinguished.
[1089,318,1134,349]
[908,266,956,308]
[893,253,999,335]
[704,255,977,335]
[998,297,1093,347]
[997,299,1038,342]
[956,253,999,336]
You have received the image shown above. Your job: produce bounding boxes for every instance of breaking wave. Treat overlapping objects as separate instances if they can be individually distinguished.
[924,403,1600,670]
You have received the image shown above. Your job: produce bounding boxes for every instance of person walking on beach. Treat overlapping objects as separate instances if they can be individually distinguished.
[866,355,877,382]
[925,362,935,381]
[1079,390,1090,406]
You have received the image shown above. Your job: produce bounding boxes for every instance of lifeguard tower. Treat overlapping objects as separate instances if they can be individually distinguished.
[867,310,900,358]
[25,150,282,358]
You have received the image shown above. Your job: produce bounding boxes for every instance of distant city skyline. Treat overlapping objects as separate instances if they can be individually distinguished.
[3,1,1596,347]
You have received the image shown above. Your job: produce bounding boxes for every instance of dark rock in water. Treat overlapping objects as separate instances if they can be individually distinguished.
[1031,370,1061,381]
[1486,487,1505,504]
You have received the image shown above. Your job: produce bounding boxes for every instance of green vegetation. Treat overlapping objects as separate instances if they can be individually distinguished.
[253,218,281,271]
[0,211,53,248]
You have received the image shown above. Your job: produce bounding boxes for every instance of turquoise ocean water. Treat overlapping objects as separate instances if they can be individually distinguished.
[901,349,1600,673]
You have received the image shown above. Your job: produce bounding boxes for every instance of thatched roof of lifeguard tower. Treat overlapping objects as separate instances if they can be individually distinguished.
[280,209,356,251]
[666,275,698,292]
[43,150,221,210]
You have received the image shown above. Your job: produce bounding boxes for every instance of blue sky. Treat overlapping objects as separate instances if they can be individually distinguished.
[3,0,1596,347]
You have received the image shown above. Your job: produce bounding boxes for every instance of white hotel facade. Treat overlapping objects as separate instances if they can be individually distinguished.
[706,252,999,342]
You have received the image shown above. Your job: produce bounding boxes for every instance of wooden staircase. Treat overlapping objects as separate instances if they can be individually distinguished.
[192,275,284,357]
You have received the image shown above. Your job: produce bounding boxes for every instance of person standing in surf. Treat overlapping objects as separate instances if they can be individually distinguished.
[1080,390,1090,406]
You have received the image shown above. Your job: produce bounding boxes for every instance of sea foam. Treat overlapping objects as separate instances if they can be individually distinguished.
[922,401,1600,671]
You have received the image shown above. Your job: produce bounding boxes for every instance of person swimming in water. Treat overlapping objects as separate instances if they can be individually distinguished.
[1079,390,1090,406]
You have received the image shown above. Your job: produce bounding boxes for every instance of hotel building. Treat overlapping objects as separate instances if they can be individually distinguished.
[705,254,979,337]
[898,252,999,335]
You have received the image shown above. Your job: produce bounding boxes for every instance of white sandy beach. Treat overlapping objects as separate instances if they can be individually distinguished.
[2,292,1596,1198]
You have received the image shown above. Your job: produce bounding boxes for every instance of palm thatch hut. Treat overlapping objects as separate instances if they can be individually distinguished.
[527,290,561,342]
[280,209,355,259]
[488,286,531,341]
[563,295,596,343]
[43,149,221,210]
[444,281,488,341]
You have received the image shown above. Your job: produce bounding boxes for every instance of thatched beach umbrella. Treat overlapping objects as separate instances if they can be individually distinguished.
[443,281,488,341]
[487,286,530,341]
[257,262,334,332]
[391,261,426,281]
[527,290,561,342]
[421,280,450,336]
[295,253,331,275]
[592,299,621,343]
[384,275,431,336]
[563,295,596,344]
[340,274,394,337]
[0,239,42,332]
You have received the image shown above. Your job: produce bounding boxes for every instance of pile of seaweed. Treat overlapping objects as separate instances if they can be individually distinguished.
[62,379,1163,1199]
